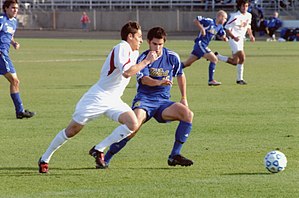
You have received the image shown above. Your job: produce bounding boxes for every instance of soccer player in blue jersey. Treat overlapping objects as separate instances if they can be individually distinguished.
[90,26,194,168]
[0,0,35,118]
[182,10,228,86]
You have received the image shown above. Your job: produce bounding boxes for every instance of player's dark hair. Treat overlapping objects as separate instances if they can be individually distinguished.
[121,21,141,41]
[147,26,167,42]
[236,0,249,10]
[3,0,18,13]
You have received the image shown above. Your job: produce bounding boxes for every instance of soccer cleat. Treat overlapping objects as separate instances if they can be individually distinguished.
[168,154,193,167]
[208,80,222,86]
[214,51,219,56]
[236,80,247,85]
[16,109,36,119]
[89,146,107,169]
[38,158,49,173]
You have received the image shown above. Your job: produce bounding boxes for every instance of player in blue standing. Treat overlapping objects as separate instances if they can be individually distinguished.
[181,10,228,86]
[0,0,35,119]
[90,26,194,168]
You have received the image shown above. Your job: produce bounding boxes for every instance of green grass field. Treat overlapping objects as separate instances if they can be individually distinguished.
[0,38,298,197]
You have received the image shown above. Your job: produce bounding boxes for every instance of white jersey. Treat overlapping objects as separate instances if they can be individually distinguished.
[225,11,252,39]
[97,40,139,98]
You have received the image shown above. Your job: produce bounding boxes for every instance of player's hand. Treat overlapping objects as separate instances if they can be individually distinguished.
[180,98,188,107]
[233,36,240,42]
[200,29,206,37]
[146,51,158,64]
[13,42,20,50]
[250,35,255,42]
[160,79,172,86]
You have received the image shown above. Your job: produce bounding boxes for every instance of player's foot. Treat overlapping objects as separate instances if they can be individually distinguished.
[208,80,222,86]
[38,158,49,173]
[16,109,35,119]
[89,146,107,169]
[168,154,193,167]
[236,80,247,85]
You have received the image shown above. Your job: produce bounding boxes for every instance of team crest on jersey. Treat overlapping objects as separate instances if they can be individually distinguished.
[149,68,169,77]
[5,23,15,34]
[133,100,141,108]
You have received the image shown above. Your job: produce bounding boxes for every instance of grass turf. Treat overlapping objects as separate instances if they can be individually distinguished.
[0,38,298,197]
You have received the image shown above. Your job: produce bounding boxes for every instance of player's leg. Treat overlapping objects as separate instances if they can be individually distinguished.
[181,54,198,68]
[235,50,247,85]
[1,55,35,119]
[104,108,147,166]
[203,52,221,86]
[160,102,194,166]
[89,101,139,168]
[38,120,84,173]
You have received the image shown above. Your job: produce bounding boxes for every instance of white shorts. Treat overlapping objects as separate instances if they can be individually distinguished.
[72,84,132,125]
[228,38,244,54]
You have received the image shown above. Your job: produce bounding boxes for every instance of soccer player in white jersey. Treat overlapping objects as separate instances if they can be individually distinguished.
[216,0,255,85]
[38,21,158,173]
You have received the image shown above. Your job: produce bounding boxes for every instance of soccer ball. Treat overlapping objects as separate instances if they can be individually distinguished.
[264,150,287,173]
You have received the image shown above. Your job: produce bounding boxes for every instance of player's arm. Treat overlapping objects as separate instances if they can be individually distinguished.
[225,29,239,42]
[247,27,255,42]
[122,51,158,78]
[193,18,206,36]
[11,36,20,50]
[140,76,172,87]
[177,73,188,107]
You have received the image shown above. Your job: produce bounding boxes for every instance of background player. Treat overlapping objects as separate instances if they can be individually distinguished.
[0,0,35,118]
[181,10,228,86]
[38,21,157,173]
[90,26,194,168]
[216,0,255,85]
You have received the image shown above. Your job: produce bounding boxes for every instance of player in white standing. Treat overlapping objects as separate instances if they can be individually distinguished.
[38,21,158,173]
[216,0,255,85]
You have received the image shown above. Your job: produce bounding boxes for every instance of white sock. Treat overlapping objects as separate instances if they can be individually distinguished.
[217,54,228,62]
[94,124,133,152]
[237,64,244,81]
[41,129,69,163]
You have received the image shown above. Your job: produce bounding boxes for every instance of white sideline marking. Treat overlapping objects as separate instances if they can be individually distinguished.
[14,58,103,63]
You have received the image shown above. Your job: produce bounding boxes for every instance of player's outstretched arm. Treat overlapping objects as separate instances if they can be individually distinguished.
[123,51,158,78]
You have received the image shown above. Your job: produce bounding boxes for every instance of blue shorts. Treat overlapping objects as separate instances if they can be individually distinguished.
[132,95,175,123]
[191,41,211,59]
[0,53,15,75]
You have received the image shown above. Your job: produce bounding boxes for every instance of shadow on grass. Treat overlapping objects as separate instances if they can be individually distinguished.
[0,165,185,176]
[222,172,270,176]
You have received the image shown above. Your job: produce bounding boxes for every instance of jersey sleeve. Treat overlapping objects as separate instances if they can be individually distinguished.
[136,52,149,82]
[169,51,183,77]
[114,42,137,73]
[224,13,236,29]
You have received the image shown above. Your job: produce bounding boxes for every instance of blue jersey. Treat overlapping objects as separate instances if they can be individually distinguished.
[194,16,225,46]
[135,48,183,99]
[0,14,17,55]
[266,17,282,29]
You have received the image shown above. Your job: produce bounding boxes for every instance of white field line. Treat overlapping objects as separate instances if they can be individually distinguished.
[14,58,104,63]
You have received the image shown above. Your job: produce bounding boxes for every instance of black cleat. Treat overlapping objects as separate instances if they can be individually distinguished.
[38,158,49,173]
[16,109,35,119]
[168,154,193,167]
[89,146,107,169]
[236,80,247,85]
[214,51,219,56]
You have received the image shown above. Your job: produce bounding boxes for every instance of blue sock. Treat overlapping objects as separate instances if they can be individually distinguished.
[104,137,130,164]
[170,121,192,157]
[208,62,216,82]
[10,93,24,113]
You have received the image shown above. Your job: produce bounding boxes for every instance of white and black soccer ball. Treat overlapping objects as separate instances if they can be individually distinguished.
[264,150,287,173]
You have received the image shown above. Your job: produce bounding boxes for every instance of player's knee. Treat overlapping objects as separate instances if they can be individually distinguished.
[125,121,139,132]
[182,108,193,123]
[11,78,20,88]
